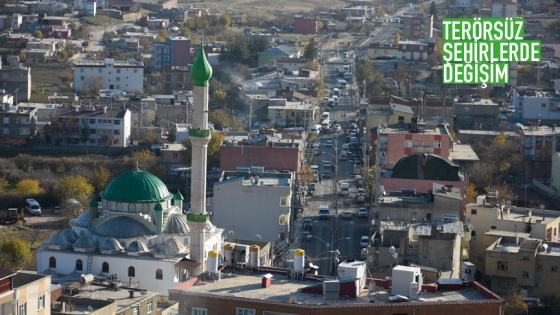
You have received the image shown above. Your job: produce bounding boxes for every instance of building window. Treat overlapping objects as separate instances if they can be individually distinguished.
[117,69,121,73]
[471,209,477,215]
[404,140,412,148]
[19,302,26,315]
[76,259,83,271]
[102,262,110,273]
[147,301,153,314]
[192,308,207,315]
[80,76,85,80]
[89,119,96,124]
[522,271,529,278]
[542,103,546,107]
[128,266,135,277]
[116,77,121,82]
[38,295,45,309]
[497,261,508,271]
[537,264,543,271]
[236,308,256,315]
[114,120,120,125]
[551,265,558,272]
[49,257,56,268]
[434,141,442,148]
[114,130,120,135]
[134,69,138,73]
[280,196,289,207]
[133,306,139,315]
[471,230,476,237]
[3,117,8,124]
[98,69,102,73]
[156,269,163,280]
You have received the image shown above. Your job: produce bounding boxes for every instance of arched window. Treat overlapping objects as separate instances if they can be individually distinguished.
[128,266,135,277]
[155,269,163,280]
[102,262,109,273]
[128,203,136,213]
[49,257,56,268]
[75,259,83,271]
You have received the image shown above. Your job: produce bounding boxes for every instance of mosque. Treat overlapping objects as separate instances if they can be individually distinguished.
[36,46,224,295]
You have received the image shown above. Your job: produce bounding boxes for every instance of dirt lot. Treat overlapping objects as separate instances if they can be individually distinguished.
[178,0,347,16]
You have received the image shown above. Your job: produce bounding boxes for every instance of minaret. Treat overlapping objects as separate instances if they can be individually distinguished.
[188,43,212,275]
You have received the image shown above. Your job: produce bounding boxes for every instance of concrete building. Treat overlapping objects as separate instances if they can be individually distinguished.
[258,46,301,67]
[367,43,399,60]
[267,98,314,127]
[454,99,500,129]
[293,15,318,34]
[466,198,560,276]
[520,124,560,181]
[162,66,193,93]
[169,267,503,314]
[400,14,433,41]
[366,104,414,130]
[0,269,51,315]
[50,105,132,147]
[73,59,144,93]
[213,171,294,242]
[398,41,430,61]
[510,88,560,124]
[220,135,302,173]
[0,105,37,146]
[0,62,31,102]
[371,119,453,169]
[491,0,517,17]
[151,37,192,71]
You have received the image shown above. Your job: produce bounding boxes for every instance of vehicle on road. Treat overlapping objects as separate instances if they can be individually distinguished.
[303,219,313,230]
[25,198,41,216]
[0,208,25,224]
[321,171,331,179]
[323,161,333,169]
[334,124,341,132]
[339,152,347,160]
[358,208,368,218]
[319,205,330,219]
[342,211,352,219]
[339,182,350,195]
[360,235,370,248]
[308,183,316,191]
[302,231,312,241]
[357,188,366,196]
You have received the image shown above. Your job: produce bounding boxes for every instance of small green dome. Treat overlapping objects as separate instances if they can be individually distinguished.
[173,192,184,200]
[190,45,212,86]
[154,203,163,212]
[101,170,174,203]
[89,199,99,207]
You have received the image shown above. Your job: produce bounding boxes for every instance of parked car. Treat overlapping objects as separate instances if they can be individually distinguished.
[358,208,368,218]
[360,235,370,248]
[342,211,352,219]
[303,219,313,230]
[302,231,312,241]
[322,171,331,179]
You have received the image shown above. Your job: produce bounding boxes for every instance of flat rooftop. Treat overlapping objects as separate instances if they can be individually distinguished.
[450,144,480,162]
[65,282,158,313]
[173,271,492,305]
[379,125,449,135]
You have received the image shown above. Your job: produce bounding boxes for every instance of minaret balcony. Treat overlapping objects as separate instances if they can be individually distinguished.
[187,213,210,222]
[189,129,211,138]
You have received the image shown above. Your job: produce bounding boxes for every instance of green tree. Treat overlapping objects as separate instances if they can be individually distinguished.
[53,175,94,216]
[393,32,401,46]
[33,30,43,39]
[503,292,528,315]
[130,149,157,170]
[181,132,226,169]
[0,238,32,271]
[91,166,111,193]
[213,90,228,109]
[429,1,438,19]
[218,13,232,27]
[303,39,318,59]
[0,177,9,192]
[15,179,43,195]
[155,29,169,42]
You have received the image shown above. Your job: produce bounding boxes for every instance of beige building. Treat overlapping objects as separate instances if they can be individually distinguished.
[400,14,433,41]
[0,270,51,315]
[267,98,315,128]
[466,198,560,274]
[484,234,560,297]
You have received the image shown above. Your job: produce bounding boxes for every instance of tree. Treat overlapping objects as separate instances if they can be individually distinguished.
[218,13,232,27]
[303,39,318,60]
[417,3,428,13]
[131,149,157,170]
[213,90,228,109]
[429,1,438,19]
[0,238,32,271]
[33,30,43,39]
[91,166,111,193]
[393,32,401,46]
[503,292,528,315]
[53,175,94,216]
[155,29,169,42]
[15,179,43,195]
[181,132,226,169]
[465,182,478,204]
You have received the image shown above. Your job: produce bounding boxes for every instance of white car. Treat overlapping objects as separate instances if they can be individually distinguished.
[360,236,370,248]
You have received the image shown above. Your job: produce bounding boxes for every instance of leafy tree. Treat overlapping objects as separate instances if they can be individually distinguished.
[15,179,43,195]
[33,30,43,39]
[213,90,227,109]
[417,3,428,13]
[140,130,161,146]
[503,292,528,315]
[155,29,169,43]
[429,1,438,19]
[218,13,232,27]
[53,175,94,215]
[465,181,478,204]
[131,149,157,170]
[0,177,8,192]
[91,166,111,193]
[393,32,401,46]
[355,60,385,97]
[0,238,32,271]
[220,35,269,67]
[303,39,318,59]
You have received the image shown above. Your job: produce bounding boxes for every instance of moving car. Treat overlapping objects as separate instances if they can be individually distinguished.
[303,219,313,230]
[358,208,368,218]
[322,171,331,179]
[302,231,312,241]
[360,236,370,248]
[342,211,352,219]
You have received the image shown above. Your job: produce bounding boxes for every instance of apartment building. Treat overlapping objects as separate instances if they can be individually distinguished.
[73,58,144,93]
[466,198,560,275]
[520,124,560,180]
[293,15,318,34]
[400,14,433,41]
[151,37,192,71]
[398,41,430,61]
[267,98,314,127]
[0,105,37,146]
[162,65,193,93]
[0,62,31,102]
[511,88,560,123]
[0,269,51,315]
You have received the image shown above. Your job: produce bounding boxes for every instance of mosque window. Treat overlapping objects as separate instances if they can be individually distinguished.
[156,269,163,280]
[76,259,83,271]
[128,266,135,277]
[102,262,110,273]
[49,257,56,268]
[128,203,136,212]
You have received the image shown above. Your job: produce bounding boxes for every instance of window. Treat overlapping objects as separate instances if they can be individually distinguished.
[102,262,109,273]
[117,69,121,73]
[147,301,153,314]
[49,257,56,268]
[98,69,102,73]
[116,77,121,82]
[133,306,139,315]
[114,120,120,125]
[38,295,45,309]
[192,307,207,315]
[236,308,256,315]
[537,264,543,271]
[81,69,84,73]
[113,130,120,135]
[19,302,26,315]
[3,117,8,124]
[156,269,163,280]
[434,141,442,148]
[89,119,96,124]
[551,265,558,272]
[471,209,477,215]
[522,271,529,278]
[80,76,85,80]
[76,259,83,271]
[471,230,476,237]
[404,140,412,148]
[134,69,138,73]
[128,266,135,277]
[497,261,508,271]
[280,196,289,207]
[542,103,546,108]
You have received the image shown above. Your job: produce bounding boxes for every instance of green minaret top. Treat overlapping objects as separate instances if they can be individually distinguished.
[190,44,213,86]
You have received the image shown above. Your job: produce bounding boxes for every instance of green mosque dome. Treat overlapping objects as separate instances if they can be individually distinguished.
[190,44,213,86]
[101,170,174,203]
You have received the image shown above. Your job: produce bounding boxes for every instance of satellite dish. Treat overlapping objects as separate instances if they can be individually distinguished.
[389,246,396,253]
[540,204,545,209]
[392,252,399,259]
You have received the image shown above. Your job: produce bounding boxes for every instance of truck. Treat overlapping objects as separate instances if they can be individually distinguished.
[0,208,25,224]
[318,205,330,219]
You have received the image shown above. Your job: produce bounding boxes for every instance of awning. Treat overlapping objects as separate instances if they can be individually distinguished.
[175,258,201,271]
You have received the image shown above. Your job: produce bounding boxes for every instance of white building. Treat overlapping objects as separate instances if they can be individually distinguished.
[73,59,144,93]
[36,169,224,295]
[212,172,293,242]
[510,88,560,123]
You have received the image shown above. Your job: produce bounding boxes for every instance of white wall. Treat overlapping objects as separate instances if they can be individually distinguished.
[74,61,144,93]
[15,275,50,315]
